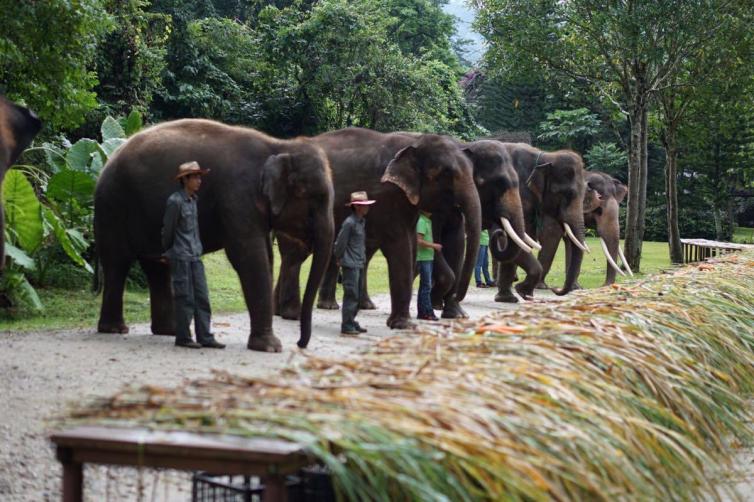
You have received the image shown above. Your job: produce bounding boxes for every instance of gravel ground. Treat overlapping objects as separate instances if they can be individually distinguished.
[0,286,521,501]
[1,286,751,501]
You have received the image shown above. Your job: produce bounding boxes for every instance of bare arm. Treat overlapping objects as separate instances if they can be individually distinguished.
[417,234,442,251]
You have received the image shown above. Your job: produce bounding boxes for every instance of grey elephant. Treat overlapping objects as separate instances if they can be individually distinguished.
[0,95,42,268]
[538,170,633,288]
[492,142,589,302]
[94,119,334,351]
[274,128,482,328]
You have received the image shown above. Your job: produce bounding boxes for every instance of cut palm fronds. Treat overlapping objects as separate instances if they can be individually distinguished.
[71,253,754,501]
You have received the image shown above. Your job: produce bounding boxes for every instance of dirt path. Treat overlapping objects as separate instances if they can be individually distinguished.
[0,286,522,501]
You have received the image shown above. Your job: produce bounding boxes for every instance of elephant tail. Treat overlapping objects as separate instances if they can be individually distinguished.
[91,243,102,294]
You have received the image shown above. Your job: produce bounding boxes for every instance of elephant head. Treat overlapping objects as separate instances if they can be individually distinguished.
[0,95,42,269]
[462,140,535,264]
[584,171,632,285]
[522,148,588,295]
[261,148,335,348]
[382,134,482,301]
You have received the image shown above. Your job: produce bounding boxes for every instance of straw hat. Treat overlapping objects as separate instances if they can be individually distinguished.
[175,161,210,180]
[346,191,376,206]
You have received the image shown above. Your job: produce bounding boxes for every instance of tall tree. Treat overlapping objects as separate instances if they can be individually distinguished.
[655,9,754,262]
[474,0,751,270]
[0,0,112,130]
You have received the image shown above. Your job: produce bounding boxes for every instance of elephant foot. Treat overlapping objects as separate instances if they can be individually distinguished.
[441,302,468,319]
[515,283,534,301]
[279,304,301,321]
[387,314,413,330]
[98,320,129,334]
[317,299,340,310]
[535,281,549,290]
[151,324,175,336]
[359,298,377,310]
[247,334,283,353]
[494,290,519,303]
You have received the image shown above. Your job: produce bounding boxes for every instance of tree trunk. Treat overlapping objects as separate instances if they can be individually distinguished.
[624,102,646,272]
[664,132,683,263]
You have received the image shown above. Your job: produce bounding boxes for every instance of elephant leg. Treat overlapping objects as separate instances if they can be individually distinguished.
[359,248,378,310]
[97,256,133,334]
[495,261,519,303]
[536,216,563,289]
[316,257,339,310]
[139,258,175,335]
[225,237,282,352]
[275,236,309,320]
[563,238,583,289]
[383,233,414,330]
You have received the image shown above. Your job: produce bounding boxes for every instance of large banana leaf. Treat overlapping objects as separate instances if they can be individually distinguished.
[66,139,100,172]
[101,116,126,142]
[46,169,96,207]
[4,242,35,270]
[123,110,143,137]
[0,269,42,310]
[2,170,43,253]
[42,207,92,273]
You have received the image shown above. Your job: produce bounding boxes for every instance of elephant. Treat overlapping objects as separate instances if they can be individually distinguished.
[492,142,589,302]
[94,119,334,352]
[538,171,633,288]
[429,139,536,317]
[0,95,42,269]
[274,127,482,329]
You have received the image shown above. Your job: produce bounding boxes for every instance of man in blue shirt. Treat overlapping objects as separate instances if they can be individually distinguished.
[162,161,225,349]
[333,191,375,335]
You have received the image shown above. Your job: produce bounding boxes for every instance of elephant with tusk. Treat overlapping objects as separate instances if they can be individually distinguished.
[538,170,632,289]
[490,141,589,302]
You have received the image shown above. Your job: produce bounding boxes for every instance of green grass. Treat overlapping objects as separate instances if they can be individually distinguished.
[1,238,670,332]
[733,226,754,244]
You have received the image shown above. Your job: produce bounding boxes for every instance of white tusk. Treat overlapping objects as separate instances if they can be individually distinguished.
[599,237,625,277]
[501,217,533,254]
[523,232,542,251]
[563,222,590,253]
[617,244,634,277]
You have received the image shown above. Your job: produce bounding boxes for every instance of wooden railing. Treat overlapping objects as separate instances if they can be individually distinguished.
[680,238,754,264]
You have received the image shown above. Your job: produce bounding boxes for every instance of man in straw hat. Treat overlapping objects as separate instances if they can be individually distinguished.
[161,161,225,349]
[334,191,375,335]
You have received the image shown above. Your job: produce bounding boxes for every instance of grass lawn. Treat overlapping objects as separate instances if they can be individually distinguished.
[733,226,754,244]
[1,237,673,333]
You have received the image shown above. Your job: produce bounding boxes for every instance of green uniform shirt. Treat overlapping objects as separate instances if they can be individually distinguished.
[416,214,434,262]
[480,229,490,246]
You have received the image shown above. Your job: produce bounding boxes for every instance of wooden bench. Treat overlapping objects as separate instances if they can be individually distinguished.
[680,239,754,264]
[51,426,310,502]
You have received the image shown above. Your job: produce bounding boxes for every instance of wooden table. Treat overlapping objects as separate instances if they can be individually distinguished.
[51,425,310,502]
[680,238,754,264]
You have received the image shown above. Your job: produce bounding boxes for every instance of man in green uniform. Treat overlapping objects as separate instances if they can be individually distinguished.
[162,161,225,349]
[334,191,375,335]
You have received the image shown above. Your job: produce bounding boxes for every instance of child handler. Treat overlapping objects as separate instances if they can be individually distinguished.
[416,210,442,320]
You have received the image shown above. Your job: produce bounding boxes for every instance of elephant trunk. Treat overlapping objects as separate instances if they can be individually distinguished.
[489,189,526,263]
[454,176,482,302]
[598,198,622,285]
[555,214,586,296]
[297,208,335,348]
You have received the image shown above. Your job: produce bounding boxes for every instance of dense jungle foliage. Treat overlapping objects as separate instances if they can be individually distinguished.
[1,0,753,310]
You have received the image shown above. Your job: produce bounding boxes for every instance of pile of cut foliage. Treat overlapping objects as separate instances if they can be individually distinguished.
[72,253,754,501]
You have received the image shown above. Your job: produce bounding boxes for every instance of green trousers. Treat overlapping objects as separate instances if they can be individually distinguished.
[170,259,213,344]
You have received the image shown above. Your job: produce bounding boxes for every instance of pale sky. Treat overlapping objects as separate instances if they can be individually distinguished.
[442,0,486,64]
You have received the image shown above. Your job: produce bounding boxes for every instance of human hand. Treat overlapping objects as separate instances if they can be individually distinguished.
[433,243,443,251]
[159,256,169,265]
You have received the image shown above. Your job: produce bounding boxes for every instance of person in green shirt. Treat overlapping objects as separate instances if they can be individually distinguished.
[416,211,442,320]
[475,229,495,288]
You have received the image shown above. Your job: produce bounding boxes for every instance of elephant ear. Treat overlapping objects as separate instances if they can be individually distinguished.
[381,145,420,205]
[525,161,552,200]
[262,153,291,216]
[613,178,628,204]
